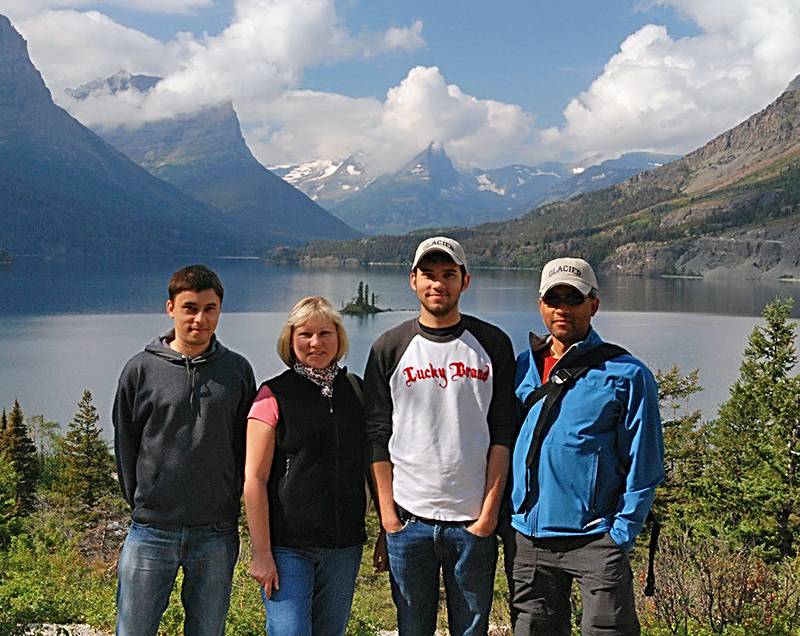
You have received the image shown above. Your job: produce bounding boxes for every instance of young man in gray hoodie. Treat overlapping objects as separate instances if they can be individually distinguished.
[113,264,256,636]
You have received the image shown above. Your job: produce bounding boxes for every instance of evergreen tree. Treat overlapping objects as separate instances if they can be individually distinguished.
[371,292,377,308]
[654,365,706,525]
[363,283,370,307]
[699,298,800,558]
[0,400,39,514]
[28,414,62,488]
[1,409,6,432]
[55,389,115,511]
[357,281,364,305]
[28,414,59,458]
[0,452,19,545]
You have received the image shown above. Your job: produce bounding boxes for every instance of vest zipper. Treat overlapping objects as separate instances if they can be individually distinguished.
[329,395,342,543]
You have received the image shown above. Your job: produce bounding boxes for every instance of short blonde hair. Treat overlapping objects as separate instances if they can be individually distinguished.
[277,296,349,366]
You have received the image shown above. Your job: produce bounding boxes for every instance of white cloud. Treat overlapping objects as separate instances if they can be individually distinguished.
[242,90,383,167]
[7,0,427,129]
[4,0,800,176]
[548,0,800,161]
[242,66,541,174]
[362,19,425,57]
[283,1,800,170]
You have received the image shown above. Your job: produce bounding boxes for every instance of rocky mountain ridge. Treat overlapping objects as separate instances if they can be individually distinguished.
[277,146,677,235]
[71,73,358,246]
[285,74,800,280]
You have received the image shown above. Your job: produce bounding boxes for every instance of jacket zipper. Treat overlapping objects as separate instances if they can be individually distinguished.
[532,342,581,536]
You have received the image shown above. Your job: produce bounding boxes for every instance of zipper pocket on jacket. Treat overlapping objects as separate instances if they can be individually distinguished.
[284,457,292,481]
[589,449,601,513]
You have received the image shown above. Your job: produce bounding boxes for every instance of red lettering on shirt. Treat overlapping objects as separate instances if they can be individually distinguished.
[403,363,448,388]
[449,362,490,383]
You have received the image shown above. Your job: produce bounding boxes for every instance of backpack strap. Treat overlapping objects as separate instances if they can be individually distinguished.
[644,510,661,597]
[522,343,628,471]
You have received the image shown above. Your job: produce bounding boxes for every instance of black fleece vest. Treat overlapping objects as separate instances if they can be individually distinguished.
[265,369,367,549]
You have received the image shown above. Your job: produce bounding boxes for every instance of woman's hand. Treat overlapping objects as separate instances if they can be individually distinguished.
[251,549,280,599]
[373,529,389,572]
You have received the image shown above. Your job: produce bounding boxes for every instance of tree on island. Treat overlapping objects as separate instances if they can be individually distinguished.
[342,280,385,315]
[0,400,39,515]
[55,389,115,513]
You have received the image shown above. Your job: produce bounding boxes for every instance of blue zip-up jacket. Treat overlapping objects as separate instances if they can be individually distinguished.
[510,328,664,550]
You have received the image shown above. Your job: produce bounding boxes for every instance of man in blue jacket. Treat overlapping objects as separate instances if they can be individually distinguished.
[509,257,664,635]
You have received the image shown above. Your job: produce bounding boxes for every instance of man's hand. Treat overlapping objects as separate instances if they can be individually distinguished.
[465,517,497,537]
[250,549,280,599]
[381,512,405,534]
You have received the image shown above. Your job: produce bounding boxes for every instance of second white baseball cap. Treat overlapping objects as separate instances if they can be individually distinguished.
[539,257,598,296]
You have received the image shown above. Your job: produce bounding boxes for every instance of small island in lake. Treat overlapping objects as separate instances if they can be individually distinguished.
[341,281,386,315]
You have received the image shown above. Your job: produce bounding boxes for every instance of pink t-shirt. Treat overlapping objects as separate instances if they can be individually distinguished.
[248,384,280,428]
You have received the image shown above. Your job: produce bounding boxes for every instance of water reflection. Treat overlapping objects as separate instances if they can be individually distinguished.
[1,256,799,317]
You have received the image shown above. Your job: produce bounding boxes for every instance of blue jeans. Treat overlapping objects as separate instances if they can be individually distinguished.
[386,516,498,636]
[263,544,363,635]
[116,520,239,636]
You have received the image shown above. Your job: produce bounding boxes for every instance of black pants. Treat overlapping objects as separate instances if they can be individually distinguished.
[511,531,640,636]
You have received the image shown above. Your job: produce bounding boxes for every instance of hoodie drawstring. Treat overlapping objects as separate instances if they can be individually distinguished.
[183,357,197,407]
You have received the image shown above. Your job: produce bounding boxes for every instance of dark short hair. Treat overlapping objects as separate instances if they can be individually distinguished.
[168,264,224,302]
[413,252,467,277]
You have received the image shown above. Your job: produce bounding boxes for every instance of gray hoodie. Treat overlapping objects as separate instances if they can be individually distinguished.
[113,331,256,527]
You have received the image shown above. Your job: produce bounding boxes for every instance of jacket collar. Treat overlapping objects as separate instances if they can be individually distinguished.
[529,327,603,357]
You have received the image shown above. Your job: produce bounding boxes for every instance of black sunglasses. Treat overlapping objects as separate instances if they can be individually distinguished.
[541,290,587,307]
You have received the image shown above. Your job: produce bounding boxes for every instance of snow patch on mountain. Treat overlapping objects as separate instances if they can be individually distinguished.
[475,174,505,195]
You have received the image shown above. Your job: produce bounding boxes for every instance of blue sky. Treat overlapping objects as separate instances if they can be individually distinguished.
[301,1,700,127]
[2,1,798,173]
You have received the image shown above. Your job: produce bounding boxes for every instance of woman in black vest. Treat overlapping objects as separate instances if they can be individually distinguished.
[244,296,367,635]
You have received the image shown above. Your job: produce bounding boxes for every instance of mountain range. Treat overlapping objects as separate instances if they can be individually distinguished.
[276,146,676,235]
[72,71,357,247]
[283,74,800,279]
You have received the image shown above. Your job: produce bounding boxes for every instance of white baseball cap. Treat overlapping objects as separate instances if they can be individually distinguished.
[412,236,468,273]
[539,257,598,296]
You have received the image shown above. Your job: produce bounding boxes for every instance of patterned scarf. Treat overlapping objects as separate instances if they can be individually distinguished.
[293,361,340,397]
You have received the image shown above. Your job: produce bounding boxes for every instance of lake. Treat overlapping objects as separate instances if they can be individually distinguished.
[1,256,799,437]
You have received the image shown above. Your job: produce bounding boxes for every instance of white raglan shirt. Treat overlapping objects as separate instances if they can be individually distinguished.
[365,316,516,521]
